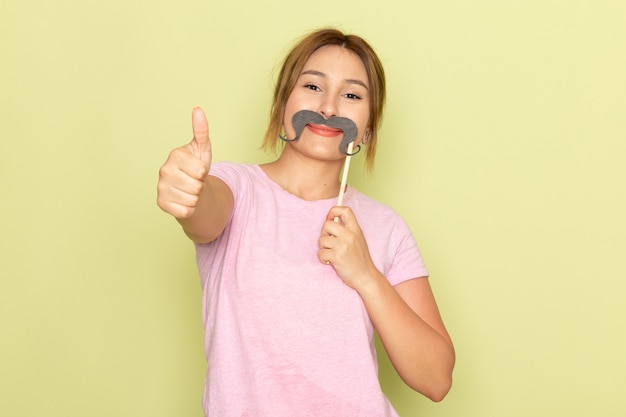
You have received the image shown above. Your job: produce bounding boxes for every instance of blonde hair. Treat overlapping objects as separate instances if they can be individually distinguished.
[262,28,386,172]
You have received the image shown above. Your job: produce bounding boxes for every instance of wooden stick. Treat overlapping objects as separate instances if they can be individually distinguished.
[335,141,354,222]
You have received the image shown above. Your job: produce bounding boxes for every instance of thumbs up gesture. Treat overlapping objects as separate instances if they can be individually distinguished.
[157,107,213,219]
[188,107,212,172]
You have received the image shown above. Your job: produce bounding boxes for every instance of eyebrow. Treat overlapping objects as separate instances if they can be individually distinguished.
[301,70,369,90]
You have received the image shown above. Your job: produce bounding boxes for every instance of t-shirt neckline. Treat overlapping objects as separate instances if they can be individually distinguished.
[252,164,353,204]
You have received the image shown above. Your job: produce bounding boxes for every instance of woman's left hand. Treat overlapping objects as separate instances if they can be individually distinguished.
[318,206,377,290]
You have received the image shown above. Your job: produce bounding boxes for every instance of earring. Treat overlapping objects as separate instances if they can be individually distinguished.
[362,131,370,144]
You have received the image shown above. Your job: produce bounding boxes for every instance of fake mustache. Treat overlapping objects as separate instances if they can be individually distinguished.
[279,110,361,156]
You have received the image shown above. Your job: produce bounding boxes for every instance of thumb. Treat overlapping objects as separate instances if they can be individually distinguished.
[191,107,212,170]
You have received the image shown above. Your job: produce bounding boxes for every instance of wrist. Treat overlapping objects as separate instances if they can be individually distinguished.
[354,267,389,299]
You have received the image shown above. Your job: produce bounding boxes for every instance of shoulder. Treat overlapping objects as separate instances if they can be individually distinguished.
[209,162,258,192]
[350,189,409,231]
[209,161,255,179]
[350,189,429,283]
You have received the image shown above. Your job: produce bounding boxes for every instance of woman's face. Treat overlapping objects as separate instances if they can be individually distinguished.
[283,45,370,160]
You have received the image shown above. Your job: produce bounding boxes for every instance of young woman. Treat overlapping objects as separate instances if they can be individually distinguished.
[157,28,455,416]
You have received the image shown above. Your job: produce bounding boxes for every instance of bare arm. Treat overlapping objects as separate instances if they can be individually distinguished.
[360,275,455,402]
[319,206,455,401]
[157,107,233,243]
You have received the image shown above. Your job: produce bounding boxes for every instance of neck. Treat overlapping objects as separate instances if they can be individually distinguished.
[260,150,346,201]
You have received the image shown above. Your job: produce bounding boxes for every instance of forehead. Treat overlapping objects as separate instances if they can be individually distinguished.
[302,45,368,84]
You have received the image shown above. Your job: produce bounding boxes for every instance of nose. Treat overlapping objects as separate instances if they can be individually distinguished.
[317,95,338,119]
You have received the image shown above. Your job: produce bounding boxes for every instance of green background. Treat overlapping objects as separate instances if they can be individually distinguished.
[2,0,625,416]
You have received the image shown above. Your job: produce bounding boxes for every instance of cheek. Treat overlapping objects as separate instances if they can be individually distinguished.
[282,100,296,132]
[354,114,370,138]
[282,108,296,136]
[283,94,308,134]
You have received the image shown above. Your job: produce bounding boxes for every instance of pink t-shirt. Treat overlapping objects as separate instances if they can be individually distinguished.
[196,162,428,416]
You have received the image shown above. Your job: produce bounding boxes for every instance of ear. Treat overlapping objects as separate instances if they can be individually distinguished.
[362,130,370,144]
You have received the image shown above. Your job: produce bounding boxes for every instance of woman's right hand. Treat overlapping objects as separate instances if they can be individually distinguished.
[157,107,212,219]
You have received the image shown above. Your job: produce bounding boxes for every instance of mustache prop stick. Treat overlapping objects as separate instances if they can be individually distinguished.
[280,110,361,210]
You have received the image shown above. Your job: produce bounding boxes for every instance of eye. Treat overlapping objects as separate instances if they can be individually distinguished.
[345,93,362,100]
[304,83,321,92]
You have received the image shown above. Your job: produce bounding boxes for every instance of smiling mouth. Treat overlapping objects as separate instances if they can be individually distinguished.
[306,123,343,137]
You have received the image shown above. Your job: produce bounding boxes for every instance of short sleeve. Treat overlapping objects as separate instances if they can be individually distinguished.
[382,216,429,287]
